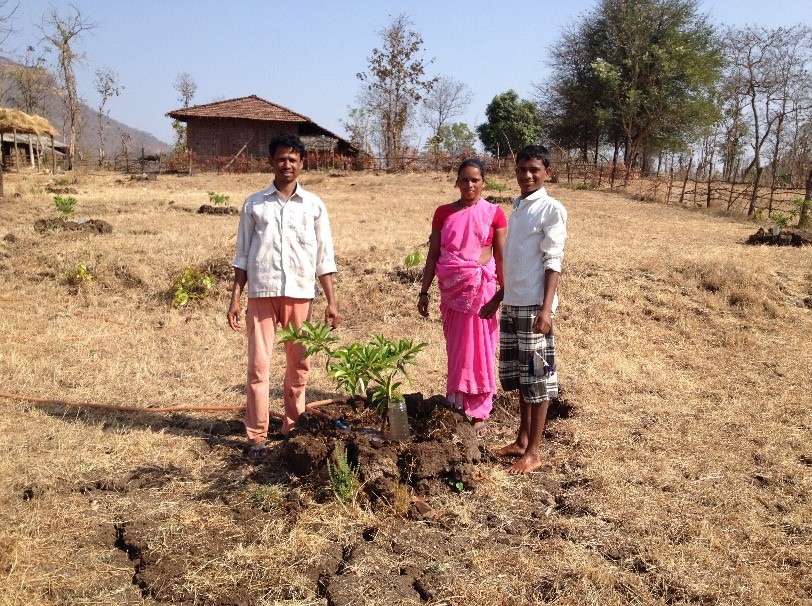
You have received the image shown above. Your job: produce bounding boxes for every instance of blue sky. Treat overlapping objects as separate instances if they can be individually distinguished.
[4,0,810,149]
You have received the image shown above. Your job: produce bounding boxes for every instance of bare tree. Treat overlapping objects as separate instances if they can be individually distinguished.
[9,45,50,114]
[0,0,20,106]
[94,67,122,165]
[724,25,812,216]
[173,71,197,108]
[356,14,436,168]
[41,5,97,170]
[341,106,376,155]
[421,76,472,141]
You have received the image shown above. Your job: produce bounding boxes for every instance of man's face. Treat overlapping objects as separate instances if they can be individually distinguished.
[515,157,549,196]
[271,146,303,186]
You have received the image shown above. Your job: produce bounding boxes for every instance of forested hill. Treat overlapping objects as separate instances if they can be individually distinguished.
[0,56,170,157]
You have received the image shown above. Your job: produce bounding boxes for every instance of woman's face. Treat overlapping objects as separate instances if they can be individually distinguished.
[456,166,484,203]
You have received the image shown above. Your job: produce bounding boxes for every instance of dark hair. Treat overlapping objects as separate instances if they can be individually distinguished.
[516,145,550,169]
[457,158,486,180]
[269,133,306,158]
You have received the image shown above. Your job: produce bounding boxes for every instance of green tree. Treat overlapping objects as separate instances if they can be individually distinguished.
[356,13,436,169]
[435,122,477,157]
[544,0,722,170]
[477,90,542,157]
[537,23,619,164]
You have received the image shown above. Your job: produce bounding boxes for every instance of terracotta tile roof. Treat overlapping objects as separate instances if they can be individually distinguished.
[166,95,310,123]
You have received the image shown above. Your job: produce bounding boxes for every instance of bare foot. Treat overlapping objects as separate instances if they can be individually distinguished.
[507,453,542,475]
[496,442,526,458]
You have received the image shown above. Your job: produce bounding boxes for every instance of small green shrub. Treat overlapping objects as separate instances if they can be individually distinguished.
[53,177,71,187]
[67,263,94,285]
[485,179,508,192]
[171,266,216,308]
[771,211,792,229]
[53,195,77,220]
[207,191,230,206]
[401,249,424,283]
[278,321,425,423]
[327,445,360,503]
[405,250,423,269]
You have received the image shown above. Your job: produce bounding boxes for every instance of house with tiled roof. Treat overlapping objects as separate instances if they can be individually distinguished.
[166,95,358,169]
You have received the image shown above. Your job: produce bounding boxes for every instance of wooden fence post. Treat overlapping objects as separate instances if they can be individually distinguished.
[678,157,693,206]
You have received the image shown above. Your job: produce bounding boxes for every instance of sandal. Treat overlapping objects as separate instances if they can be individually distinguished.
[244,440,267,463]
[471,420,489,438]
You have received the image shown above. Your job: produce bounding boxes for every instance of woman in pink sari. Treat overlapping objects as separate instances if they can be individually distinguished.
[417,159,507,436]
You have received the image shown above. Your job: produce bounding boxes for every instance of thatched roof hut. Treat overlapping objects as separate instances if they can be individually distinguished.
[0,108,58,136]
[0,108,60,196]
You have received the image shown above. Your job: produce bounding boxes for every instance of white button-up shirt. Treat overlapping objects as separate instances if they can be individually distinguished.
[232,182,337,299]
[503,187,567,310]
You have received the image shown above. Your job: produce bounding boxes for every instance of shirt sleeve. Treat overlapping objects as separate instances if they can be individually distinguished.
[431,204,453,229]
[314,201,338,277]
[493,206,508,229]
[540,204,567,273]
[232,197,255,271]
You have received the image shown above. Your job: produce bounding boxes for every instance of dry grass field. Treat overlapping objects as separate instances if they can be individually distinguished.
[0,167,810,606]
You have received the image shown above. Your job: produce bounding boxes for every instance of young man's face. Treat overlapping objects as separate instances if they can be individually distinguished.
[515,157,550,196]
[271,146,303,187]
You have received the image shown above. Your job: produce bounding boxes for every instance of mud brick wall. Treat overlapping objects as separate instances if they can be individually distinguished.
[186,117,293,160]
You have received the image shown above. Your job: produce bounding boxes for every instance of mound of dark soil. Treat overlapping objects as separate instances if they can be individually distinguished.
[485,195,513,205]
[34,218,113,234]
[45,185,78,194]
[198,204,239,215]
[279,393,488,510]
[746,227,811,246]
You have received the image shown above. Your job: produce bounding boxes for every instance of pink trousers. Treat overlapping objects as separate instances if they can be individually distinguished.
[245,297,312,444]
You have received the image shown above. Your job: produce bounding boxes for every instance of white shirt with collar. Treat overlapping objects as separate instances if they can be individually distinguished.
[503,186,567,310]
[232,182,337,299]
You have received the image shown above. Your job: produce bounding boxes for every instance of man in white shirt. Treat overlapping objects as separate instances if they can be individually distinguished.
[227,133,339,458]
[481,144,567,474]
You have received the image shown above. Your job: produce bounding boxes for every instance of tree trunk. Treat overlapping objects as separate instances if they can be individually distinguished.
[747,166,763,217]
[679,157,693,205]
[800,166,812,229]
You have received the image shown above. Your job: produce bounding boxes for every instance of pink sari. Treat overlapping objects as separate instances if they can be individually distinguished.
[435,199,499,420]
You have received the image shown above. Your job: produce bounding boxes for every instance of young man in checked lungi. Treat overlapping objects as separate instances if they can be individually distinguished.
[479,144,567,474]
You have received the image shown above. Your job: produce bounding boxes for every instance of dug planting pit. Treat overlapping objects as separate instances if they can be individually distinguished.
[278,393,488,514]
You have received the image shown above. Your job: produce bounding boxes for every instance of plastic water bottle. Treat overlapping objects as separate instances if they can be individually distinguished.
[388,401,411,441]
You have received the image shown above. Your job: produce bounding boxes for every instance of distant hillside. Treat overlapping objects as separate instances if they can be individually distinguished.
[0,56,170,158]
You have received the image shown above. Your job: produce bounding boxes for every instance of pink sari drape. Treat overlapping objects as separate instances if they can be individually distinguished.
[435,199,498,420]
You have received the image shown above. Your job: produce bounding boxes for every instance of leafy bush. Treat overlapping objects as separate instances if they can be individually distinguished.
[67,263,94,285]
[171,267,216,308]
[405,250,423,269]
[278,321,425,422]
[207,191,230,206]
[401,249,424,283]
[771,211,793,229]
[53,195,77,220]
[485,179,508,192]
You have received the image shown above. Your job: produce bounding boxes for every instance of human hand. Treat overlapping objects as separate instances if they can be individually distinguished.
[324,304,340,329]
[417,295,429,317]
[478,298,500,319]
[227,300,242,331]
[533,309,552,335]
